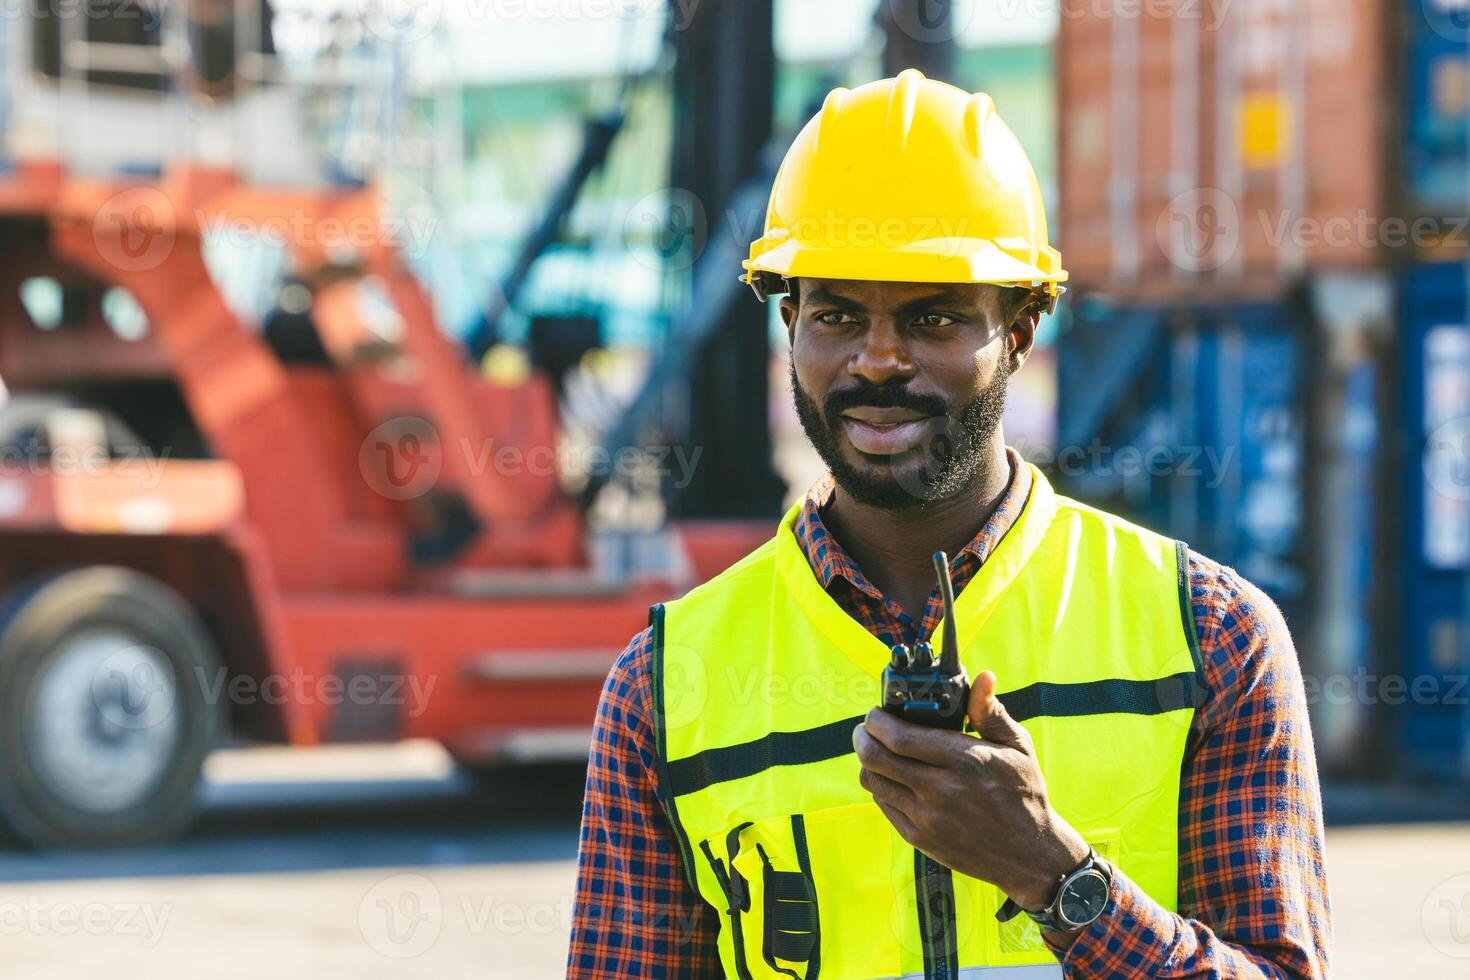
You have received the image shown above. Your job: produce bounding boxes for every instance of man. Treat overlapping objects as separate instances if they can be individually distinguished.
[568,70,1330,979]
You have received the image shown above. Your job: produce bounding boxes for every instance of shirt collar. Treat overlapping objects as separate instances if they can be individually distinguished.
[792,447,1033,599]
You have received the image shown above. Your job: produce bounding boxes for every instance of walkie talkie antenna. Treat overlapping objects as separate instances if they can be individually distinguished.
[933,551,960,674]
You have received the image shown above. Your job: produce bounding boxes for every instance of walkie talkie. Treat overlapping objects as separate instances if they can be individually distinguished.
[880,551,970,730]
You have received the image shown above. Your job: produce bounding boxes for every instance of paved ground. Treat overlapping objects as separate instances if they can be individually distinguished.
[0,742,1466,978]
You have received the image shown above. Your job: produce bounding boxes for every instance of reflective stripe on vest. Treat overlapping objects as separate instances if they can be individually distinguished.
[897,967,1062,980]
[651,466,1203,980]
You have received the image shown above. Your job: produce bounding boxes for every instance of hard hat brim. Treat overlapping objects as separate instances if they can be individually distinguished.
[742,237,1067,295]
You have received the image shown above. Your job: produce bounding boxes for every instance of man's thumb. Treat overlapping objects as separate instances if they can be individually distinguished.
[967,670,1026,746]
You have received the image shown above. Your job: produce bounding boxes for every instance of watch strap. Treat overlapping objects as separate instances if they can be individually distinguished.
[993,849,1111,932]
[994,895,1026,923]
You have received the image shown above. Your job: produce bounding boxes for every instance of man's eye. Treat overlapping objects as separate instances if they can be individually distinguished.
[916,313,957,329]
[813,311,857,325]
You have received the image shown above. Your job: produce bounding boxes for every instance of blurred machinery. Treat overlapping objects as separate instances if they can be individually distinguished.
[0,0,791,846]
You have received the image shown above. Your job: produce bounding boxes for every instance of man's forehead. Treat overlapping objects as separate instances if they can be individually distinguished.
[797,278,1000,309]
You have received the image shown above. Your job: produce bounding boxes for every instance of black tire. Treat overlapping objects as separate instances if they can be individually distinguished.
[0,567,223,847]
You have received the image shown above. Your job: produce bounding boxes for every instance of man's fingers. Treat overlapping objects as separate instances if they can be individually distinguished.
[873,797,920,843]
[966,670,1031,750]
[966,669,997,723]
[855,723,932,848]
[853,721,926,785]
[858,764,918,814]
[862,707,967,766]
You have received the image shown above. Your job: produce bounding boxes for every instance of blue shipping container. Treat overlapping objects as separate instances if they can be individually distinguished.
[1056,299,1308,620]
[1400,261,1470,781]
[1405,0,1470,216]
[1059,293,1386,772]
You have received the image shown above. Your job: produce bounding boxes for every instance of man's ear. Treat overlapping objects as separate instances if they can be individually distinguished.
[779,295,798,347]
[1007,299,1040,374]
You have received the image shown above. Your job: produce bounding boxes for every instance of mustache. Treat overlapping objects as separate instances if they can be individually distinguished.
[821,379,950,420]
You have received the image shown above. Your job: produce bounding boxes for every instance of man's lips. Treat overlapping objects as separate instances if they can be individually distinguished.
[840,406,926,425]
[838,408,937,456]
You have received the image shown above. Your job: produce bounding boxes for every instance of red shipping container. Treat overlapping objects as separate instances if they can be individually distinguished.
[1057,0,1387,302]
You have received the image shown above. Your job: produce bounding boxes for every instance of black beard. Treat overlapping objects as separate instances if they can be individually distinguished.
[790,359,1008,510]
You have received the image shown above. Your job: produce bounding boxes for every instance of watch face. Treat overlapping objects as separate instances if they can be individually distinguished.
[1058,870,1110,929]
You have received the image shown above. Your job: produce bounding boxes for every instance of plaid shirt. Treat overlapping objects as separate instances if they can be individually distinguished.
[568,451,1331,978]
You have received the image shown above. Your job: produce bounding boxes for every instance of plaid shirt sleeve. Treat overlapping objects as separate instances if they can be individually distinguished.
[1057,551,1332,979]
[566,626,720,978]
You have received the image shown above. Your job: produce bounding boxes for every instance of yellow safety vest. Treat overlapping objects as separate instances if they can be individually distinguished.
[650,466,1203,980]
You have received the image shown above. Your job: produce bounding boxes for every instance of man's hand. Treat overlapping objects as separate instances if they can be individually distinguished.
[852,670,1090,913]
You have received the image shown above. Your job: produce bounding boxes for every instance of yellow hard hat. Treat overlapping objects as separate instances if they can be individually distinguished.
[743,69,1066,313]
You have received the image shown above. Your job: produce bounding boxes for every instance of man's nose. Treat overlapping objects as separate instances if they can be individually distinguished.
[848,320,916,386]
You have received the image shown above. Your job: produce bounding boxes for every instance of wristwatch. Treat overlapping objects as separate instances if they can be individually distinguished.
[996,849,1113,934]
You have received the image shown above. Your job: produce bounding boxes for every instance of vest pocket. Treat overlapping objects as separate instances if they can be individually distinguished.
[757,838,819,972]
[713,802,909,980]
[701,812,1126,977]
[702,815,822,980]
[699,822,757,979]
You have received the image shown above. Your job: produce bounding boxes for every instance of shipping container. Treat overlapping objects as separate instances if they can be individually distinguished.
[1056,1,1470,783]
[1300,272,1397,773]
[1054,281,1393,773]
[1398,260,1470,782]
[1057,0,1388,301]
[1404,0,1469,219]
[1056,297,1310,614]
